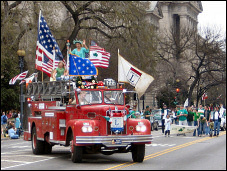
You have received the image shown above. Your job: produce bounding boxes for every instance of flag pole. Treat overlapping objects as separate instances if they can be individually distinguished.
[117,49,120,88]
[66,40,70,71]
[42,71,43,82]
[66,40,70,100]
[88,38,91,59]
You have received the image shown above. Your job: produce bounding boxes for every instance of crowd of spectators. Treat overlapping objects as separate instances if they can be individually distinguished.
[1,110,21,139]
[128,103,226,137]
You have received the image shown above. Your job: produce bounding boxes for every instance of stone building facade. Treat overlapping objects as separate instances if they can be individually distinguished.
[136,1,203,111]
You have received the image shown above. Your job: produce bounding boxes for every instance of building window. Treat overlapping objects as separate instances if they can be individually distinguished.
[173,14,180,34]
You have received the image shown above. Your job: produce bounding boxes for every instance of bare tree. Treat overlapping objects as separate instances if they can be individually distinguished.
[60,1,150,55]
[187,27,226,107]
[156,26,226,107]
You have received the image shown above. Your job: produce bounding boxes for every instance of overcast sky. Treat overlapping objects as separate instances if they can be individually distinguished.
[198,1,226,35]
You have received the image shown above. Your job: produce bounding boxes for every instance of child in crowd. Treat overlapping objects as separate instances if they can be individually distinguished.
[209,121,214,137]
[165,114,171,137]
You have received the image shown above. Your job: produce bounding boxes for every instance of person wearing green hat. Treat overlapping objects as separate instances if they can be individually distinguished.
[71,39,89,58]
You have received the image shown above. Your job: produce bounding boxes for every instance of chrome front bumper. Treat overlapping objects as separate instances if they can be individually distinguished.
[76,134,152,147]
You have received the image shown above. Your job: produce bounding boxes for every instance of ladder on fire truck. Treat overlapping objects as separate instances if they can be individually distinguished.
[26,81,74,100]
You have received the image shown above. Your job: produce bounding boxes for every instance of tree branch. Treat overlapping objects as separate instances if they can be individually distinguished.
[79,16,128,30]
[9,1,22,10]
[60,1,76,16]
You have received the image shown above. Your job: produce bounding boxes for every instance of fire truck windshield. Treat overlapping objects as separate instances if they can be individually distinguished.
[78,91,102,105]
[104,91,124,105]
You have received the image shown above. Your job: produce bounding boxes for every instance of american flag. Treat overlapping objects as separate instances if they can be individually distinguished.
[9,71,28,85]
[89,41,110,68]
[19,73,38,85]
[35,10,65,77]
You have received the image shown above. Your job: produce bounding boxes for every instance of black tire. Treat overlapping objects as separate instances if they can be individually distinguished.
[32,127,44,154]
[151,124,153,131]
[44,141,52,154]
[70,134,83,163]
[155,123,158,131]
[131,144,145,162]
[71,145,83,163]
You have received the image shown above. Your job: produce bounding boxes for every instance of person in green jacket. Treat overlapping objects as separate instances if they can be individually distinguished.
[193,108,200,136]
[177,105,188,126]
[198,113,207,137]
[143,106,151,120]
[187,107,194,126]
[128,106,137,119]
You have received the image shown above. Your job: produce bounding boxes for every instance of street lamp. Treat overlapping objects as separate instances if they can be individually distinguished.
[17,49,25,129]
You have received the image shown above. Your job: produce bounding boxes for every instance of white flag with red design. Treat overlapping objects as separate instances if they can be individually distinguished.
[9,71,28,85]
[202,93,208,100]
[118,53,154,98]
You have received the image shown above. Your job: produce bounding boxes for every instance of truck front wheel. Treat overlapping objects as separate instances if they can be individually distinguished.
[44,141,52,154]
[70,136,83,163]
[32,127,44,154]
[131,144,145,162]
[71,145,83,163]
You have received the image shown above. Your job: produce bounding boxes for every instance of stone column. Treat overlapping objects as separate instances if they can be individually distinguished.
[180,15,188,29]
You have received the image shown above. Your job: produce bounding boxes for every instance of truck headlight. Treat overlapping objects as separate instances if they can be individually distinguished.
[81,126,93,133]
[136,125,147,132]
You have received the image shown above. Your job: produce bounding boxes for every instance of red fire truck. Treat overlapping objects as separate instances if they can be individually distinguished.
[24,78,152,163]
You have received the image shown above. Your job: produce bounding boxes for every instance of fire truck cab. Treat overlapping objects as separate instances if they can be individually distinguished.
[24,79,152,163]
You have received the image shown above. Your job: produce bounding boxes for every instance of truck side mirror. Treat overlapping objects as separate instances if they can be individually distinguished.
[76,88,81,94]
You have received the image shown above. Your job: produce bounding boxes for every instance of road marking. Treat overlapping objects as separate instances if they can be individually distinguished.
[1,160,31,164]
[1,154,56,158]
[1,157,57,170]
[146,143,176,147]
[104,131,226,170]
[9,146,30,149]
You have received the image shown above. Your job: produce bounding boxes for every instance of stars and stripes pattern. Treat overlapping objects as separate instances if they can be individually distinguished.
[35,10,65,77]
[9,71,28,85]
[89,41,110,68]
[69,54,97,76]
[19,73,38,85]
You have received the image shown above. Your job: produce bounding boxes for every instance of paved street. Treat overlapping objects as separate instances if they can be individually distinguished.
[1,130,226,170]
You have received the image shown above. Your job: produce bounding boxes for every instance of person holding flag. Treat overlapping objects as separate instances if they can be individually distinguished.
[71,39,89,58]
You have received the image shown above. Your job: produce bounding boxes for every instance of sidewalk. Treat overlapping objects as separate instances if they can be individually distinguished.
[1,134,10,140]
[1,134,24,141]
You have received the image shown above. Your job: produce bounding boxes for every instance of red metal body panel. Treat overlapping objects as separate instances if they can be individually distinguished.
[24,88,152,147]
